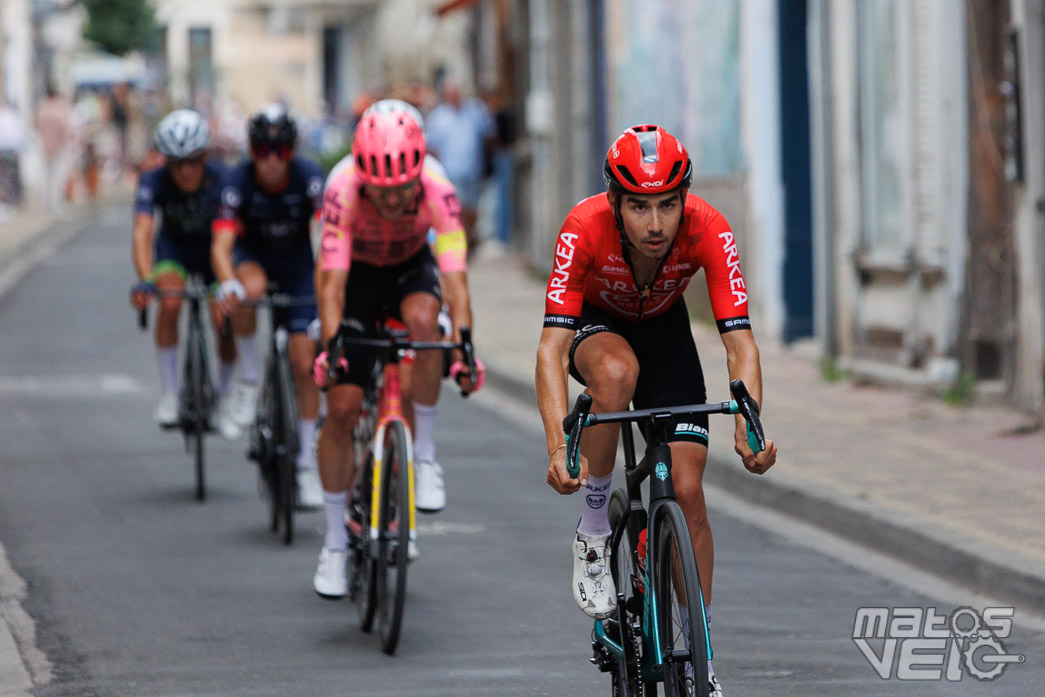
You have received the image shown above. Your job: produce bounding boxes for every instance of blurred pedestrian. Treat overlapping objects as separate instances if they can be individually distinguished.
[0,100,27,216]
[34,84,74,213]
[482,89,517,249]
[424,77,496,253]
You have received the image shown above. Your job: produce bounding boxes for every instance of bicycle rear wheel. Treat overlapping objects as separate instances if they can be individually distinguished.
[608,489,646,697]
[187,330,208,502]
[377,419,410,654]
[352,451,378,633]
[652,503,710,697]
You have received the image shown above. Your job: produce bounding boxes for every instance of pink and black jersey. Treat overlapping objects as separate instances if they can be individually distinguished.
[543,194,751,332]
[319,159,467,273]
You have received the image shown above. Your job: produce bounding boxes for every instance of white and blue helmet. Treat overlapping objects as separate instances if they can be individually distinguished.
[154,109,209,159]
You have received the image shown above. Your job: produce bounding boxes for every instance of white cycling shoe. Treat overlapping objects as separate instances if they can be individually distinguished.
[153,392,179,427]
[296,469,323,511]
[215,395,241,440]
[572,531,616,620]
[313,547,348,599]
[229,381,258,427]
[708,675,724,697]
[414,460,446,512]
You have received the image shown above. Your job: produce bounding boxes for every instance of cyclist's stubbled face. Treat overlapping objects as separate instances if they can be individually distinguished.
[364,179,419,220]
[251,144,293,189]
[166,156,206,194]
[615,191,683,261]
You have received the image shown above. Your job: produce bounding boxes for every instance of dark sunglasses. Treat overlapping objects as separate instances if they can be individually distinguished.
[252,144,293,160]
[166,155,205,169]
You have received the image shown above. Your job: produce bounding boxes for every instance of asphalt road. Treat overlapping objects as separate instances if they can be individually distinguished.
[1,210,1043,696]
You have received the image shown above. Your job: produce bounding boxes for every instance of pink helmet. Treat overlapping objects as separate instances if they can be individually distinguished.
[352,109,426,186]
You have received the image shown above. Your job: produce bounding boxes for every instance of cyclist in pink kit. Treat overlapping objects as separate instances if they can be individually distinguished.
[312,100,482,598]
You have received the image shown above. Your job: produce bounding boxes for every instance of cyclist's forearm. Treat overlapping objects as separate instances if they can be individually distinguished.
[536,331,572,452]
[317,268,347,344]
[131,213,154,280]
[441,271,472,337]
[210,232,237,284]
[724,330,763,409]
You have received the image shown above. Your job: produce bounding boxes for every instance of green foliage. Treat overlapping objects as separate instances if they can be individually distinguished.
[941,371,977,407]
[82,0,159,56]
[819,355,846,383]
[318,143,353,176]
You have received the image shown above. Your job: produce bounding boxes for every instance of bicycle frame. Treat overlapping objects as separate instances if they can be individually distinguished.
[334,324,478,559]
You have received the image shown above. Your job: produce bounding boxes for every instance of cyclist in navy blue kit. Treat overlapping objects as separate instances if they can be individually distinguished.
[130,109,240,439]
[211,103,325,509]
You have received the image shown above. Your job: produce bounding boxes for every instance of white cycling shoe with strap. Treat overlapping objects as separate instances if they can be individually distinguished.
[571,530,616,620]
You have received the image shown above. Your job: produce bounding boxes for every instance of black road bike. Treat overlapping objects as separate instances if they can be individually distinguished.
[137,275,218,501]
[246,290,316,545]
[563,379,765,697]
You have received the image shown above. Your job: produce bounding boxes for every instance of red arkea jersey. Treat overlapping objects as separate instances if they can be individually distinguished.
[543,194,751,332]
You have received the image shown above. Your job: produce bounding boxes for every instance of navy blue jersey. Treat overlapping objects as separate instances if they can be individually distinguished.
[214,157,325,255]
[134,161,226,242]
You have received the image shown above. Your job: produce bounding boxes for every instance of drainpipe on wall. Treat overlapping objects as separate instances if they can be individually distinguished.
[1010,0,1045,419]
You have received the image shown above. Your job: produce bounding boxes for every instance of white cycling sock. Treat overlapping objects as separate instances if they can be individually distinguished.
[235,334,258,384]
[219,361,235,396]
[412,402,438,463]
[577,473,613,537]
[156,346,178,394]
[322,490,349,551]
[297,419,317,470]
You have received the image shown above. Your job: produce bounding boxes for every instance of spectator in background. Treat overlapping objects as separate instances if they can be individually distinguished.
[424,77,496,253]
[109,83,130,171]
[0,100,27,217]
[482,89,517,250]
[34,84,74,213]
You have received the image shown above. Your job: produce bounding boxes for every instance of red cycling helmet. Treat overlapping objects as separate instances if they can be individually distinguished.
[603,124,692,195]
[352,110,426,186]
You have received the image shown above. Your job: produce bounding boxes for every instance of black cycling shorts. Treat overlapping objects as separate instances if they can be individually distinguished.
[568,300,710,445]
[334,245,443,389]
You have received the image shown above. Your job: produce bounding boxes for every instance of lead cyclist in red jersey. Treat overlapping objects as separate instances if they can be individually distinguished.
[535,124,777,697]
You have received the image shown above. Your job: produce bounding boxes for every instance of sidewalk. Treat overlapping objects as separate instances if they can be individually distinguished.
[467,250,1045,617]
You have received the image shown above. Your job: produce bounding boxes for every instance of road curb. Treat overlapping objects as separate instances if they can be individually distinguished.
[484,364,1045,617]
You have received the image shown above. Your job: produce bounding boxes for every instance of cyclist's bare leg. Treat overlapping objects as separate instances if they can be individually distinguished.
[317,384,363,493]
[230,261,266,390]
[208,300,237,395]
[669,441,714,603]
[571,331,639,477]
[400,291,442,429]
[153,270,185,348]
[232,261,266,337]
[288,333,319,420]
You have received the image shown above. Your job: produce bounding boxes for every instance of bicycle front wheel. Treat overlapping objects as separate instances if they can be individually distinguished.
[652,503,710,697]
[276,353,299,545]
[608,489,645,697]
[377,419,411,655]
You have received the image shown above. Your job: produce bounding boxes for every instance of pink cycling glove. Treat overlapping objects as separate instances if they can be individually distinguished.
[449,357,486,393]
[313,351,348,388]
